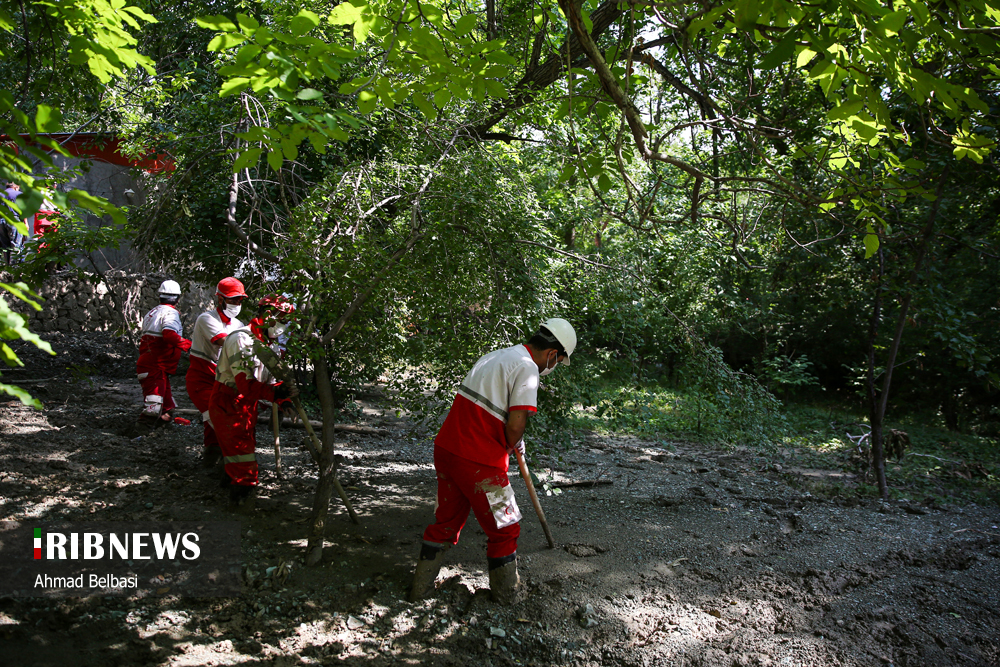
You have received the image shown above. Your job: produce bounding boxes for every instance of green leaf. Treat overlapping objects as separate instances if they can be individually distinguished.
[358,89,378,115]
[597,173,613,192]
[297,88,324,100]
[863,224,879,259]
[876,10,907,37]
[291,10,321,36]
[233,147,263,171]
[412,93,436,119]
[734,0,761,30]
[220,77,250,97]
[454,14,477,36]
[329,2,364,25]
[827,100,864,122]
[796,47,817,68]
[484,79,507,98]
[34,105,62,133]
[433,87,451,108]
[267,149,283,171]
[208,33,246,51]
[195,15,238,31]
[759,30,798,70]
[0,380,42,409]
[236,13,259,33]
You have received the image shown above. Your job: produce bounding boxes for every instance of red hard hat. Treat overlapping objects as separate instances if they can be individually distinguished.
[216,277,247,298]
[258,293,295,314]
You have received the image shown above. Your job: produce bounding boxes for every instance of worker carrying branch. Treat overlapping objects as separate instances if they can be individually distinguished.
[209,294,298,513]
[135,280,192,429]
[185,277,247,466]
[409,318,577,604]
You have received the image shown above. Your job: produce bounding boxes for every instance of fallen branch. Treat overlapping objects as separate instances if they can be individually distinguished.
[909,453,963,465]
[551,479,614,489]
[280,419,388,436]
[175,408,389,435]
[953,528,1000,538]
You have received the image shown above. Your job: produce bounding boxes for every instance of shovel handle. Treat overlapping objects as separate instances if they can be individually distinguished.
[271,402,282,478]
[514,448,556,549]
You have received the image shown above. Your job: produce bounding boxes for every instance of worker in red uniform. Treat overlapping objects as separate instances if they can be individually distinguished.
[409,318,577,604]
[210,294,297,512]
[136,280,192,428]
[185,277,247,466]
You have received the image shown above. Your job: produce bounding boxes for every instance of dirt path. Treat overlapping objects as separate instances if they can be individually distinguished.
[1,334,999,666]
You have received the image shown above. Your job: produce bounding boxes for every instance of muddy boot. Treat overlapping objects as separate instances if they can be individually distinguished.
[201,446,222,468]
[229,485,256,514]
[488,554,519,605]
[408,542,449,602]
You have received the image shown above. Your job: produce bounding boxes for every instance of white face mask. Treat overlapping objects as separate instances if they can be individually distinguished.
[539,352,557,377]
[223,303,241,319]
[268,323,287,339]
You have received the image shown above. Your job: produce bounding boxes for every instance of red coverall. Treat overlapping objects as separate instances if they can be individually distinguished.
[136,304,191,419]
[185,308,242,451]
[421,344,538,559]
[209,326,281,487]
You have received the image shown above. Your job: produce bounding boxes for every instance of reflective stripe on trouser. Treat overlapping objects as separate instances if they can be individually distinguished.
[209,382,259,487]
[186,365,219,449]
[138,369,175,417]
[422,445,521,559]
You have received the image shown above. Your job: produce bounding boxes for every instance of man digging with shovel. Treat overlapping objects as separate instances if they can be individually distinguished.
[409,318,576,604]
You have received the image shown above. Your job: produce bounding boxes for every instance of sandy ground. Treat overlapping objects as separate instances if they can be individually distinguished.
[1,332,999,666]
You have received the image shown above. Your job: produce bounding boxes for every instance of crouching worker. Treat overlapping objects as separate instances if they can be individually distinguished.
[410,318,577,604]
[136,280,192,429]
[209,294,298,513]
[186,277,246,466]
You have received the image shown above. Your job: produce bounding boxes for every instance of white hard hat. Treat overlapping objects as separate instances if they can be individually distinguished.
[540,317,577,366]
[157,280,182,297]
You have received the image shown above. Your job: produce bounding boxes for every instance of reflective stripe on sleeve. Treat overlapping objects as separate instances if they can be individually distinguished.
[224,454,257,464]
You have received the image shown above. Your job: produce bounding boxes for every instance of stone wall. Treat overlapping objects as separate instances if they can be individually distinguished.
[5,272,214,338]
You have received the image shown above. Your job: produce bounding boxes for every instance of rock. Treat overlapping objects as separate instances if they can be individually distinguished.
[576,604,595,619]
[213,639,234,653]
[579,617,598,628]
[347,615,365,630]
[490,627,506,638]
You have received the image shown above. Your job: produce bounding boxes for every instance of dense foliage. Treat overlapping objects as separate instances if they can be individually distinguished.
[1,1,998,485]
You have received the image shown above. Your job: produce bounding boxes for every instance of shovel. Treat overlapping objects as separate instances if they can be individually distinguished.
[514,448,556,549]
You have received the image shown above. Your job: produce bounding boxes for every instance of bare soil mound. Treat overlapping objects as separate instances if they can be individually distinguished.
[2,333,999,666]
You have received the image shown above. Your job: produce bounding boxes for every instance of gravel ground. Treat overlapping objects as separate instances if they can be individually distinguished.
[1,333,999,666]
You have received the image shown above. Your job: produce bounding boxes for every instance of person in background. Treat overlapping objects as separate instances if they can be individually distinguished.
[1,182,25,264]
[186,277,247,467]
[210,294,297,512]
[135,280,192,430]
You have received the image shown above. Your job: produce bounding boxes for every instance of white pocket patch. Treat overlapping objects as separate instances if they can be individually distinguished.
[485,485,522,529]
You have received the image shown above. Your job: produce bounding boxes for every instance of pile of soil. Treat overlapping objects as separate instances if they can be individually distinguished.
[1,332,999,666]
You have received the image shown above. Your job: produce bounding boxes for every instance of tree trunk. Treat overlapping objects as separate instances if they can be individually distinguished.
[305,355,341,566]
[865,247,888,499]
[866,173,947,501]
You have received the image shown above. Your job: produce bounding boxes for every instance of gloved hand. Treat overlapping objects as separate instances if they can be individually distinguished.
[178,338,192,352]
[509,438,525,458]
[273,382,299,401]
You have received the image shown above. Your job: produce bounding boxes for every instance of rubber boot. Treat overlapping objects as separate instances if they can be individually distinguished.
[201,446,222,468]
[408,543,449,602]
[229,485,256,514]
[488,553,519,605]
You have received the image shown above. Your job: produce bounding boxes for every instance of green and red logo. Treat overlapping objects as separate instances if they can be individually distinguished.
[34,527,41,559]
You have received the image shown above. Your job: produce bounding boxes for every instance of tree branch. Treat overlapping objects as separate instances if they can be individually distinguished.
[226,172,280,264]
